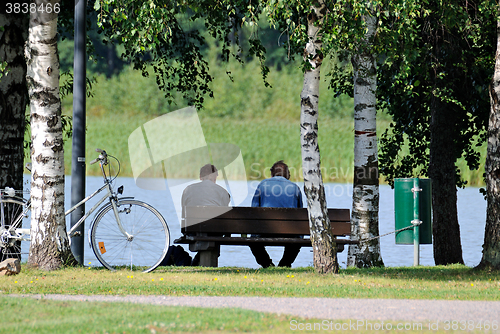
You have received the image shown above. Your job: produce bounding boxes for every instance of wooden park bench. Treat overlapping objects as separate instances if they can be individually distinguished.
[174,206,358,267]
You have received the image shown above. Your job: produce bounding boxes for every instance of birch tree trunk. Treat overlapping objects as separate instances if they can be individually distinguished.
[25,0,75,270]
[300,1,338,274]
[347,8,384,268]
[479,4,500,270]
[0,13,28,262]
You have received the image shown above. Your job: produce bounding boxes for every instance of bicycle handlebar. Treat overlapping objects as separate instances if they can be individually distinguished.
[90,148,108,165]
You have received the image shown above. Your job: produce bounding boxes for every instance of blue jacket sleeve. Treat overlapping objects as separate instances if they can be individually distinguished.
[251,185,261,207]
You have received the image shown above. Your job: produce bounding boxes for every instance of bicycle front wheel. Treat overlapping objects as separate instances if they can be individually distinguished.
[89,199,170,273]
[0,197,30,261]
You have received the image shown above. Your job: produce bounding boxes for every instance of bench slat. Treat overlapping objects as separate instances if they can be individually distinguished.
[182,207,351,236]
[184,206,350,222]
[183,219,351,236]
[175,235,358,246]
[174,235,354,253]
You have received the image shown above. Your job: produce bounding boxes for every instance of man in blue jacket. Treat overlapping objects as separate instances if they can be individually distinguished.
[250,160,303,268]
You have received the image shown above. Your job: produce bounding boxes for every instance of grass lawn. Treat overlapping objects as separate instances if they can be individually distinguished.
[2,265,498,300]
[1,264,499,333]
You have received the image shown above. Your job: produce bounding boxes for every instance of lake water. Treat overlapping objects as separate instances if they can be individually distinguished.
[21,176,487,269]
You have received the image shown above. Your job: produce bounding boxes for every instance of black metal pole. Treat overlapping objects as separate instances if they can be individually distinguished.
[71,0,86,264]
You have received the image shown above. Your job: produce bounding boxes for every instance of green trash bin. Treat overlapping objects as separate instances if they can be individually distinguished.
[394,178,432,244]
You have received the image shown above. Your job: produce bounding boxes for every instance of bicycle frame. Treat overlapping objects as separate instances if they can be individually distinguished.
[66,180,116,238]
[6,154,133,244]
[65,160,134,241]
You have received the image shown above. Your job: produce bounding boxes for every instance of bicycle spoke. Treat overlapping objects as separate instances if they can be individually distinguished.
[0,197,29,262]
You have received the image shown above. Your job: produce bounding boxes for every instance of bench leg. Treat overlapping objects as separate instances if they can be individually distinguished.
[198,250,218,267]
[189,240,219,267]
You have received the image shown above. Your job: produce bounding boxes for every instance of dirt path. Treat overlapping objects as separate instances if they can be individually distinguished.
[10,294,500,324]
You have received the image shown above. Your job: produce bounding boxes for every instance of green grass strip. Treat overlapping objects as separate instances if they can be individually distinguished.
[0,295,295,333]
[1,264,498,301]
[2,295,494,333]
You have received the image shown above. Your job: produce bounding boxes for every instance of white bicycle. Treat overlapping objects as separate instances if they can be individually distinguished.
[0,149,170,273]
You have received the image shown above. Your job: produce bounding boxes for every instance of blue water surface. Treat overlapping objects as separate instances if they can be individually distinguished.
[20,176,486,269]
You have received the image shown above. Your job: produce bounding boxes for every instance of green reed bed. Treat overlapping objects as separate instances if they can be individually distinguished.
[61,111,385,184]
[68,112,484,186]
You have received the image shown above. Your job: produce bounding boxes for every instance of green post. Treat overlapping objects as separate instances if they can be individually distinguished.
[412,178,421,266]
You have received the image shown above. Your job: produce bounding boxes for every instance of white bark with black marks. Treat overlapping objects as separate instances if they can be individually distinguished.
[300,1,338,274]
[26,0,74,270]
[347,9,384,268]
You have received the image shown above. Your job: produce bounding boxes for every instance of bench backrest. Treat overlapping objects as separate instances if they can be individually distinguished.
[182,206,351,236]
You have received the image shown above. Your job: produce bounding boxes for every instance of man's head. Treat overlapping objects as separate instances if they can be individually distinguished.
[200,164,218,182]
[270,160,290,180]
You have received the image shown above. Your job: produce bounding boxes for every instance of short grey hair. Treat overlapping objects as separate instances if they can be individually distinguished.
[200,164,217,179]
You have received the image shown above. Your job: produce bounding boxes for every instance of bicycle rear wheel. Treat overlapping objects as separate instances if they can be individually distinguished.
[89,199,170,272]
[0,197,30,261]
